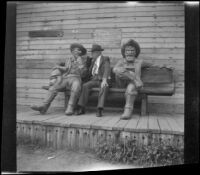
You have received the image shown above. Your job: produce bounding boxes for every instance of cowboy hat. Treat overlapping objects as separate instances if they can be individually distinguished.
[70,43,87,56]
[91,44,104,52]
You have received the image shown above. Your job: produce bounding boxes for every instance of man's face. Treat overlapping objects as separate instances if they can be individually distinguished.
[125,45,136,62]
[91,51,101,59]
[72,47,82,58]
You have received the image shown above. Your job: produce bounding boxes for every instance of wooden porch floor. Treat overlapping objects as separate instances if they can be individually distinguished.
[17,105,184,150]
[17,106,184,135]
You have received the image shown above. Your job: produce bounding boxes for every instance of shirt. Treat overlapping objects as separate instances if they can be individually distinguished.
[92,55,101,76]
[113,57,162,85]
[62,56,86,79]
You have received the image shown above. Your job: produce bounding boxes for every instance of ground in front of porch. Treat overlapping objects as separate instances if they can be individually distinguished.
[17,144,140,172]
[17,105,184,172]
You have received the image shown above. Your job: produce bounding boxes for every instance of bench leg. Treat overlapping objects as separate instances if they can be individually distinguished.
[64,92,69,109]
[141,94,148,116]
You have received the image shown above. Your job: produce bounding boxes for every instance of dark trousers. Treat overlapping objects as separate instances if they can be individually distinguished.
[78,79,109,109]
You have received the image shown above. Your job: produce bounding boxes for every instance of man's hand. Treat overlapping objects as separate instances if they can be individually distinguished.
[101,79,108,88]
[135,78,144,89]
[128,71,136,78]
[116,67,126,74]
[52,65,68,72]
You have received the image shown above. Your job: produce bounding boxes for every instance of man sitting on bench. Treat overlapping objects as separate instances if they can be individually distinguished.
[113,39,173,120]
[76,44,111,117]
[31,43,88,115]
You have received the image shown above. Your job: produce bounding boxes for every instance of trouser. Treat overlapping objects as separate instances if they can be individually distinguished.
[45,76,81,105]
[78,78,109,109]
[115,76,138,96]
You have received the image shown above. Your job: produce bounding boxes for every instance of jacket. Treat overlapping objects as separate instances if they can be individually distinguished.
[113,58,162,82]
[89,55,111,81]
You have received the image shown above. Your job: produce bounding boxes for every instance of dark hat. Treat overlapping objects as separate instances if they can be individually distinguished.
[70,43,87,56]
[121,39,141,58]
[91,44,104,52]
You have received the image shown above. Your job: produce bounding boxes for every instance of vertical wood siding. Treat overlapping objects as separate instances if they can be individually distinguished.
[16,2,184,113]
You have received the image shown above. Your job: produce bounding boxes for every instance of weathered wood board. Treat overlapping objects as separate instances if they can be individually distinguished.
[16,2,185,114]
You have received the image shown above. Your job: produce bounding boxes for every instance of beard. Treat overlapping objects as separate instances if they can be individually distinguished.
[125,55,136,62]
[73,53,81,59]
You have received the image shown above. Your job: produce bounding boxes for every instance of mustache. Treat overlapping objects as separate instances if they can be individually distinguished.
[126,55,135,57]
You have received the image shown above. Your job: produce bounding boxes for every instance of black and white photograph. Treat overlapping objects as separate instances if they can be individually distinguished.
[2,1,199,173]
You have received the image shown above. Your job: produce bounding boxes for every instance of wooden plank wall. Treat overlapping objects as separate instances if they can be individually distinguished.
[16,2,185,114]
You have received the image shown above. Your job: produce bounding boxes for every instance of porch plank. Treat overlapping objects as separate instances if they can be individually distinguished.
[164,114,183,135]
[123,114,140,132]
[172,114,184,132]
[148,114,160,133]
[17,111,63,124]
[91,117,115,130]
[68,114,102,129]
[43,115,90,127]
[157,114,172,134]
[97,117,121,130]
[62,115,97,128]
[112,119,130,131]
[136,115,149,132]
[41,115,70,125]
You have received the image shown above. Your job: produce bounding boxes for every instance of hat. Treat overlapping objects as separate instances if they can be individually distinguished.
[50,69,61,78]
[70,43,87,56]
[91,44,104,52]
[121,39,141,58]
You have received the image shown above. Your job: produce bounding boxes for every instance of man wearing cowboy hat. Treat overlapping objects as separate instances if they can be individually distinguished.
[31,43,88,115]
[76,44,111,117]
[113,39,173,119]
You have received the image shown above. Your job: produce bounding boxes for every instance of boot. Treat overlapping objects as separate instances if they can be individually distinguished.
[121,107,133,120]
[96,108,103,117]
[31,91,57,114]
[65,91,78,115]
[75,105,85,115]
[121,94,136,120]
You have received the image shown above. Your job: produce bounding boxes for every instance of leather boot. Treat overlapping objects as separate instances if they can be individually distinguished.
[96,108,103,117]
[65,91,78,115]
[121,94,136,120]
[31,91,57,114]
[75,106,85,115]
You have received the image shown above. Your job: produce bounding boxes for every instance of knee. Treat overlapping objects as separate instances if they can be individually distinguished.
[72,81,81,92]
[49,86,57,93]
[126,83,137,95]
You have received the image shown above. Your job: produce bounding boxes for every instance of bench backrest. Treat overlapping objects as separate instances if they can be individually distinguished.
[141,67,173,84]
[110,67,175,95]
[110,67,174,84]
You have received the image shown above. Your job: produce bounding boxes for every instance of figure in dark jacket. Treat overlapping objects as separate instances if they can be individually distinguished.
[76,44,111,117]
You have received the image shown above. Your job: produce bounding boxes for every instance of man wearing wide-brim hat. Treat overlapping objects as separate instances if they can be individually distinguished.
[76,44,111,117]
[31,43,88,115]
[113,39,173,120]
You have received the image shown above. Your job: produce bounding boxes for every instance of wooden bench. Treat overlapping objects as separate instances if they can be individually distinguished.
[42,67,175,116]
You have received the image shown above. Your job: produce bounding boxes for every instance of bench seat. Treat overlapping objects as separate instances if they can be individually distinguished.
[42,67,175,116]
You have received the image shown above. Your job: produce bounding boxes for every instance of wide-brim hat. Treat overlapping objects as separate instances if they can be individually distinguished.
[70,43,87,56]
[121,39,141,58]
[90,44,104,52]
